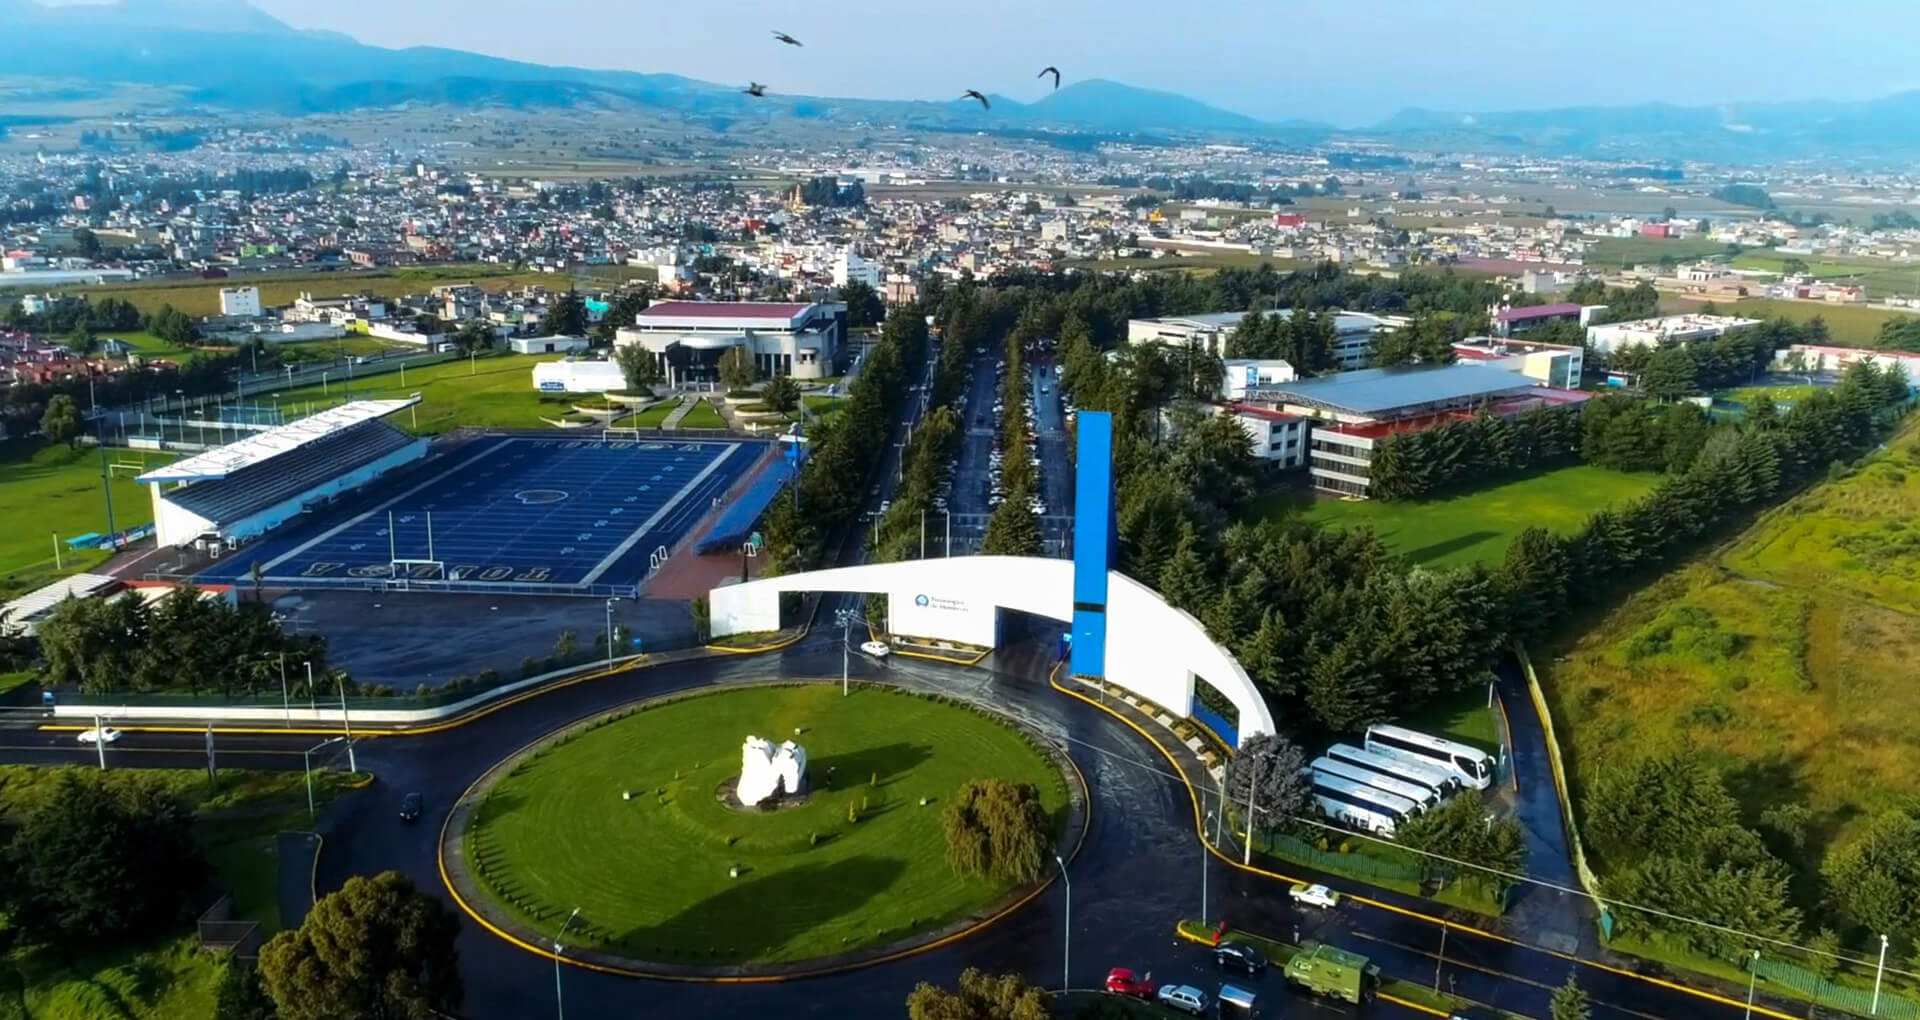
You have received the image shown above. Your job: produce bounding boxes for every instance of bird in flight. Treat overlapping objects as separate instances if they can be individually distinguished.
[962,90,990,110]
[772,31,802,46]
[744,82,767,97]
[1038,66,1060,89]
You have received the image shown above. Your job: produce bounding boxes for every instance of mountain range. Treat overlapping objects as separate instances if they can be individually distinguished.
[7,0,1919,161]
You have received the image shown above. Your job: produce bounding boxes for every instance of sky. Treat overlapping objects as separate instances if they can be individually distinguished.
[249,0,1920,127]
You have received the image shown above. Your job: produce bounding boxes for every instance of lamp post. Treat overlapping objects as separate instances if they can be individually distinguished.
[553,907,582,1020]
[1053,853,1070,991]
[1744,948,1759,1020]
[1872,934,1889,1016]
[1240,750,1267,866]
[604,597,619,667]
[277,652,290,727]
[835,607,856,696]
[334,670,356,772]
[302,736,346,818]
[1201,810,1213,925]
[1435,922,1448,992]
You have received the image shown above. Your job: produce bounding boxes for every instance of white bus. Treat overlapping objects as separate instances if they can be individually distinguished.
[1310,772,1417,837]
[1312,757,1440,813]
[1365,724,1494,791]
[1326,742,1460,797]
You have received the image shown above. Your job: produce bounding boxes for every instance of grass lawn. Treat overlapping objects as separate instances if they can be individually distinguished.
[1256,465,1660,569]
[98,330,193,358]
[1396,686,1500,754]
[464,684,1069,965]
[1544,417,1920,898]
[678,401,727,429]
[631,401,677,427]
[0,766,366,1019]
[1586,236,1729,268]
[1666,295,1918,346]
[265,352,562,434]
[0,444,175,599]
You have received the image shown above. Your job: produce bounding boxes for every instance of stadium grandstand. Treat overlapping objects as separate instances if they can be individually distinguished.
[138,399,427,552]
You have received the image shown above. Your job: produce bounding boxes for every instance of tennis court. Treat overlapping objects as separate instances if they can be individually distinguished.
[198,436,765,594]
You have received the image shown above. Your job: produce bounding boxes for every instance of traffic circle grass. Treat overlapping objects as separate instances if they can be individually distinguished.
[453,682,1075,971]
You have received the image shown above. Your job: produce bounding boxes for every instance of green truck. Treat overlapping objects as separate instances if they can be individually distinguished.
[1284,942,1381,1005]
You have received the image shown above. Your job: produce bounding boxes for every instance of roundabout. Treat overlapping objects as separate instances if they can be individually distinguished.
[443,681,1084,976]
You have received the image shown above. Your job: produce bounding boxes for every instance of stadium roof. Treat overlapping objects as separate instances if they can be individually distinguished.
[1249,364,1541,418]
[138,398,419,484]
[635,301,816,328]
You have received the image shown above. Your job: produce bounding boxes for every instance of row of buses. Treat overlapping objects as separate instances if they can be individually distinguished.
[1307,724,1497,838]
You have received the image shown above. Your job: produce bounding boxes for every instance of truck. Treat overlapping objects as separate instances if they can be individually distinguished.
[1283,943,1380,1005]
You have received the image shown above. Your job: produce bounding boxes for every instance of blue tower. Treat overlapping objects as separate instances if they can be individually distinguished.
[1069,411,1116,679]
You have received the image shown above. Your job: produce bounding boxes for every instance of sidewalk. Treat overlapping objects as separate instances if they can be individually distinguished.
[660,396,696,429]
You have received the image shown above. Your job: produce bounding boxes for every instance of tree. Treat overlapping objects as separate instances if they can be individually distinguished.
[613,343,661,392]
[1393,790,1527,894]
[982,493,1041,556]
[451,320,495,356]
[258,871,462,1020]
[719,345,758,391]
[942,779,1052,884]
[1823,810,1920,948]
[763,374,801,413]
[544,291,588,336]
[838,280,885,330]
[1640,344,1700,400]
[0,771,205,951]
[1550,974,1591,1020]
[41,393,80,447]
[906,968,1049,1020]
[213,961,277,1020]
[148,303,198,346]
[74,227,102,257]
[1222,732,1309,835]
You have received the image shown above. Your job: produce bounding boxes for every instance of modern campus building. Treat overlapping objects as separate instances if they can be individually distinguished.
[615,300,846,385]
[1225,404,1310,468]
[138,400,426,550]
[1775,343,1920,382]
[1127,310,1407,370]
[1242,363,1588,498]
[1220,358,1298,400]
[1585,313,1763,354]
[1451,337,1585,388]
[1490,302,1600,337]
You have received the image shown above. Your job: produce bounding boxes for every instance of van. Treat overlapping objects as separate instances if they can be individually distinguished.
[1217,984,1258,1018]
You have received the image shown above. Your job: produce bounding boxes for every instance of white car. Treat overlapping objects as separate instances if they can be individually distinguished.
[76,727,122,745]
[859,640,891,658]
[1290,882,1341,909]
[1155,984,1207,1016]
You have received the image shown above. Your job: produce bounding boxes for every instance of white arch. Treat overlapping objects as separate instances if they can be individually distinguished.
[708,555,1276,739]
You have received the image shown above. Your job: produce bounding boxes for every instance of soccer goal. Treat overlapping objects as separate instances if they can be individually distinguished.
[604,425,642,443]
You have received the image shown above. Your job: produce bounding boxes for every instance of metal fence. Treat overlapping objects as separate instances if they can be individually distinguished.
[1754,958,1919,1020]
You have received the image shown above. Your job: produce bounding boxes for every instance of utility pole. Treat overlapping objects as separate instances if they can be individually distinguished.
[837,608,853,696]
[1053,853,1071,991]
[335,671,356,772]
[1434,923,1448,991]
[92,714,106,770]
[1241,753,1263,865]
[554,907,582,1020]
[1201,811,1212,925]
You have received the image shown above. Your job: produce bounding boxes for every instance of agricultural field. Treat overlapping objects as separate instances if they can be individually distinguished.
[1730,252,1920,299]
[61,265,570,319]
[1666,295,1918,346]
[1585,236,1730,268]
[0,443,173,599]
[1543,418,1920,877]
[1255,464,1660,569]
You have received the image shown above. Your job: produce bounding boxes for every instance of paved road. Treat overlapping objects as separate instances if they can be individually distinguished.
[1027,355,1075,543]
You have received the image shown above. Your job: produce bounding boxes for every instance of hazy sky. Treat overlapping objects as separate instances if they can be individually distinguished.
[253,0,1920,126]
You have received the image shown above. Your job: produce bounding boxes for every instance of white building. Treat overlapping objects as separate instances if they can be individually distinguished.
[532,358,626,393]
[508,334,591,355]
[219,286,262,318]
[1585,314,1764,354]
[831,250,879,289]
[1776,344,1920,381]
[1226,404,1310,468]
[1220,359,1297,401]
[615,300,845,384]
[1451,338,1585,389]
[1127,310,1407,370]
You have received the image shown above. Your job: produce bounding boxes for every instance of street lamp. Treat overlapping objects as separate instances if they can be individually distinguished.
[301,736,347,818]
[1745,948,1760,1020]
[553,906,582,1020]
[1053,852,1070,991]
[1240,749,1270,866]
[1873,934,1889,1016]
[835,607,861,697]
[333,670,356,773]
[604,597,620,667]
[1201,811,1213,925]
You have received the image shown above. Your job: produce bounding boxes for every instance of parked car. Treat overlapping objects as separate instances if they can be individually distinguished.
[399,792,423,823]
[1104,968,1153,998]
[1449,1009,1500,1020]
[76,726,121,745]
[859,640,891,658]
[1155,984,1207,1016]
[1290,882,1341,909]
[1214,941,1267,974]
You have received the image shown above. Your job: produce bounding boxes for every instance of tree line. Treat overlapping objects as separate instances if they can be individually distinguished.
[36,586,337,698]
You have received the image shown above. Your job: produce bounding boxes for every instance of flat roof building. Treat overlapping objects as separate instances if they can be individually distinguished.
[1452,337,1584,389]
[1127,309,1407,370]
[1586,313,1763,353]
[615,300,845,385]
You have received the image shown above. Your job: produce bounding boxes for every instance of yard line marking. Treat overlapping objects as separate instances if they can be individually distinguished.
[582,442,739,584]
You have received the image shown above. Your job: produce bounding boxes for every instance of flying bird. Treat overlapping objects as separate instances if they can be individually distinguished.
[744,82,767,97]
[1037,66,1060,89]
[772,30,802,46]
[962,90,990,110]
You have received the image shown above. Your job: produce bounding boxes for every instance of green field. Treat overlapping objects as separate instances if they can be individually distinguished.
[0,444,174,599]
[464,684,1069,965]
[46,265,570,319]
[265,352,566,434]
[0,766,364,1019]
[1666,295,1918,346]
[1586,236,1729,268]
[1731,251,1920,299]
[1257,465,1661,569]
[1545,417,1920,887]
[678,401,726,429]
[631,401,677,426]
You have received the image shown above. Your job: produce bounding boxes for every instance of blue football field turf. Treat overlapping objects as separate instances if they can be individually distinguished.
[197,436,764,592]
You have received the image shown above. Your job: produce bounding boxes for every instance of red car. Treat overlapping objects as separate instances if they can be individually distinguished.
[1105,967,1153,998]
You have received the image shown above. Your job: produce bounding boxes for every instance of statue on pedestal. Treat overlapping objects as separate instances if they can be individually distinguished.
[737,735,808,806]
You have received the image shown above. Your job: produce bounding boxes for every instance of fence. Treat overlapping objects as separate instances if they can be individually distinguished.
[197,894,264,960]
[1256,830,1425,887]
[1754,958,1918,1020]
[1515,646,1609,927]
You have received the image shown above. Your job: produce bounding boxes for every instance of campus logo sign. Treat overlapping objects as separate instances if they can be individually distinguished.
[913,593,969,613]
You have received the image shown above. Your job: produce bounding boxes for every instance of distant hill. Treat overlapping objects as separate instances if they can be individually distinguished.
[12,0,1920,159]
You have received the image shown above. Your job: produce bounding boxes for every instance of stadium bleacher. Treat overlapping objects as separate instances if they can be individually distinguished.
[163,421,416,526]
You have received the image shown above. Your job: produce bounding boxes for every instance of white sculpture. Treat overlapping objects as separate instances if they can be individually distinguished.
[737,735,808,806]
